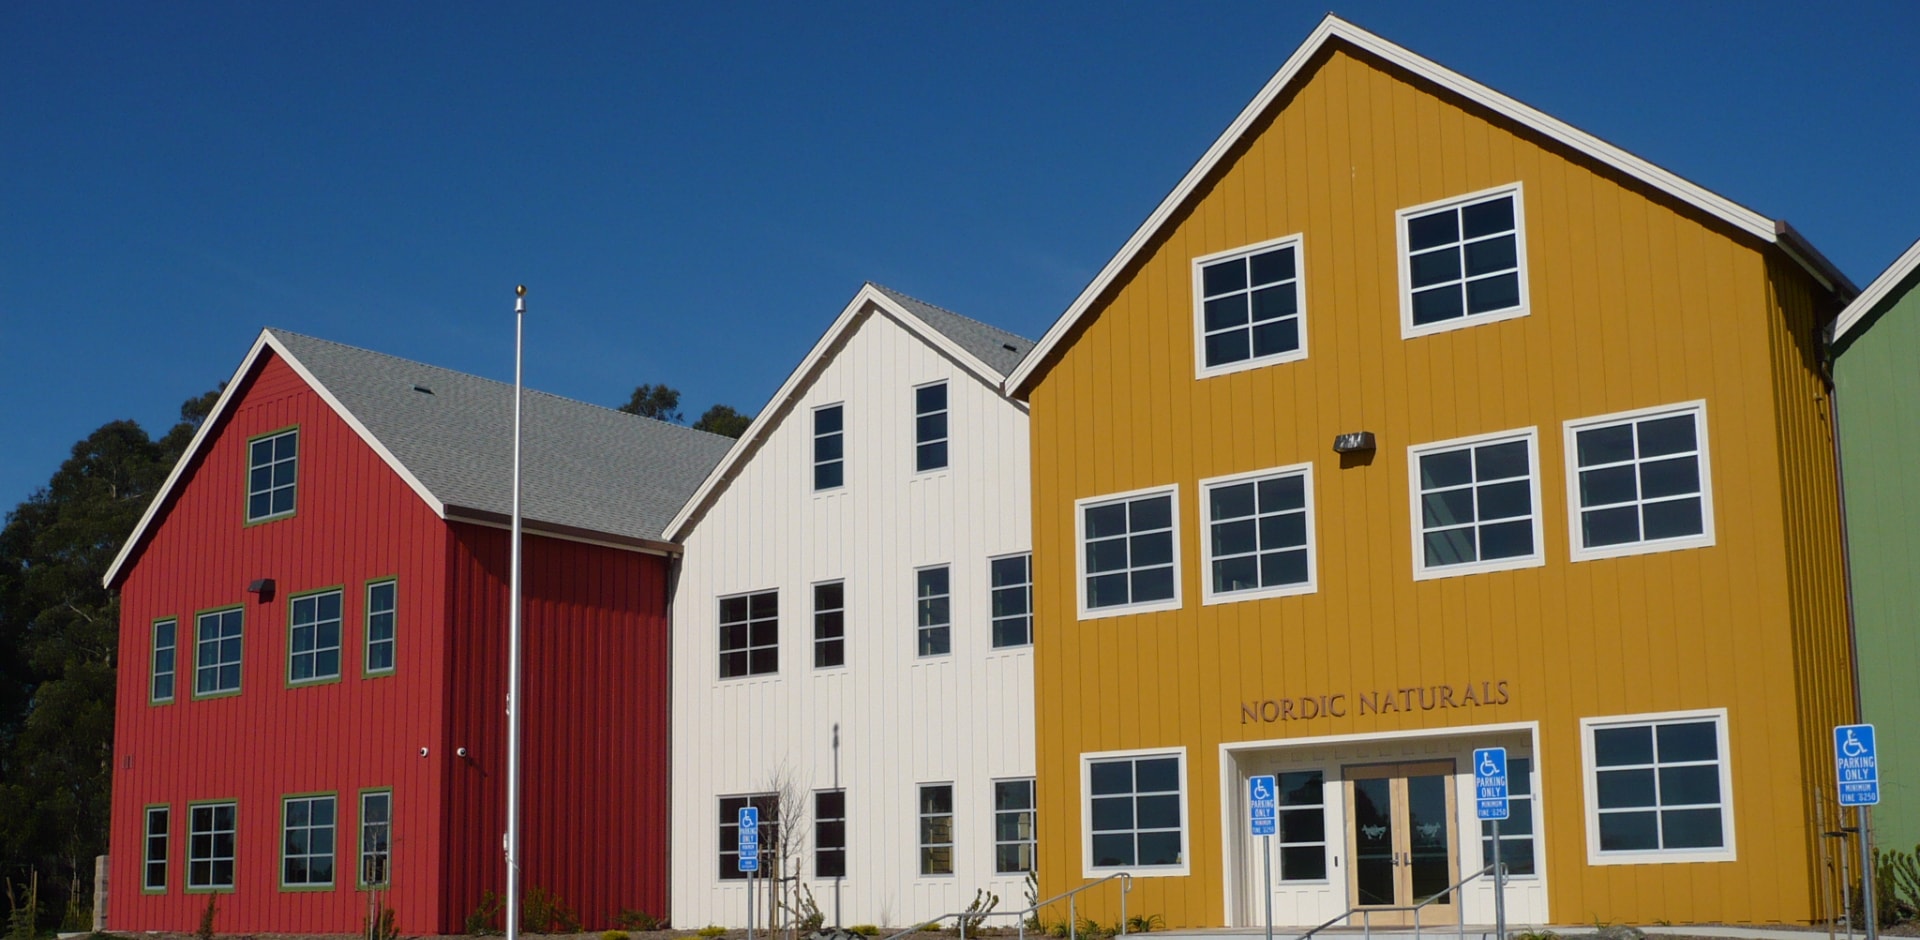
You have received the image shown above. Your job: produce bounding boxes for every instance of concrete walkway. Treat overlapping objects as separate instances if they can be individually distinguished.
[1139,926,1850,940]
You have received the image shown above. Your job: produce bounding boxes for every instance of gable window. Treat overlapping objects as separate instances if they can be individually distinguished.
[195,608,243,697]
[919,783,954,875]
[151,618,178,704]
[1086,751,1186,873]
[718,794,780,880]
[814,404,845,491]
[359,790,391,887]
[365,580,397,675]
[281,794,336,888]
[1565,402,1714,560]
[289,590,343,684]
[1481,757,1536,876]
[916,566,951,657]
[1409,429,1543,579]
[1195,234,1306,375]
[187,801,236,890]
[814,789,846,878]
[915,382,949,472]
[144,806,170,892]
[1277,771,1328,881]
[994,778,1036,874]
[719,590,778,678]
[1583,711,1734,864]
[1201,464,1315,603]
[990,553,1032,648]
[247,428,299,522]
[1078,487,1180,616]
[813,581,845,669]
[1399,185,1527,337]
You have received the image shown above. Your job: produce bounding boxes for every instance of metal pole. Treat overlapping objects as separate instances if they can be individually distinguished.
[748,865,756,940]
[1492,820,1506,940]
[1842,826,1854,940]
[506,285,526,940]
[1861,806,1878,940]
[1263,834,1274,940]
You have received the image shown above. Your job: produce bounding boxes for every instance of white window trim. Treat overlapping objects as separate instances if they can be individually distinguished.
[1075,484,1184,620]
[988,551,1035,650]
[1270,767,1332,885]
[914,563,953,658]
[918,782,957,878]
[716,588,779,681]
[1407,427,1546,581]
[912,380,950,476]
[1477,753,1542,880]
[1192,232,1309,379]
[1081,746,1191,878]
[1563,400,1716,562]
[1198,462,1317,605]
[1397,182,1530,339]
[812,402,847,495]
[1580,708,1736,866]
[811,578,847,672]
[992,776,1038,875]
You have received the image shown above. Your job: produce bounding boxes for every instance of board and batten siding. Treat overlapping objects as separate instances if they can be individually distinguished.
[672,304,1034,929]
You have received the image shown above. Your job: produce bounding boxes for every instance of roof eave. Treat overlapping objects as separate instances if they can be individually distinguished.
[1833,236,1920,343]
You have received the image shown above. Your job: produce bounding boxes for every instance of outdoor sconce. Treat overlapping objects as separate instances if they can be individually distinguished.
[1333,432,1377,454]
[247,578,276,601]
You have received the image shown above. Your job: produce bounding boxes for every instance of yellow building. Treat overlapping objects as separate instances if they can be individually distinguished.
[1005,16,1858,928]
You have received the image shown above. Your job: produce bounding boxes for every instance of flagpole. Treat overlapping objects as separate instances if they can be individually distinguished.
[506,285,526,940]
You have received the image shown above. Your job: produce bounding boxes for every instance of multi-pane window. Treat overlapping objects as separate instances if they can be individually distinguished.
[151,619,178,703]
[1080,488,1178,613]
[1401,187,1526,334]
[1088,754,1184,869]
[1480,757,1536,876]
[994,779,1036,874]
[1196,236,1305,372]
[815,789,846,878]
[916,566,951,657]
[144,806,170,892]
[719,590,778,678]
[247,428,299,521]
[195,608,243,696]
[718,794,780,880]
[1589,714,1730,858]
[919,784,954,875]
[1202,466,1313,601]
[813,581,845,669]
[360,791,392,887]
[990,554,1032,648]
[914,382,949,472]
[1567,404,1712,559]
[814,404,845,491]
[1411,430,1541,577]
[282,795,336,887]
[289,590,343,684]
[187,802,237,890]
[1277,771,1327,881]
[365,581,396,674]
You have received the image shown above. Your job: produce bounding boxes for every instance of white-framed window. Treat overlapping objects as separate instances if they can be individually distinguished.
[288,589,343,684]
[359,790,391,887]
[1194,234,1307,376]
[1200,464,1315,603]
[914,382,949,472]
[247,427,299,522]
[1581,709,1735,865]
[281,794,336,888]
[187,801,237,890]
[144,805,170,892]
[813,581,845,669]
[365,580,396,675]
[994,778,1036,874]
[915,565,951,657]
[1398,183,1528,338]
[718,794,780,881]
[1408,428,1544,579]
[151,618,177,704]
[1564,402,1715,561]
[1083,748,1188,875]
[1480,756,1536,877]
[1076,485,1181,618]
[1276,770,1328,881]
[919,783,955,876]
[990,553,1032,648]
[194,608,243,697]
[814,789,846,878]
[719,590,778,678]
[814,403,845,492]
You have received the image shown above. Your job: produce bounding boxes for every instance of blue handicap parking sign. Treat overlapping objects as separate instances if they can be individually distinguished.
[1249,775,1277,837]
[1475,748,1510,821]
[738,806,761,871]
[1835,724,1880,807]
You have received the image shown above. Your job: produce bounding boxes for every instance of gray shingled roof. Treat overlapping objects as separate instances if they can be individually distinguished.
[270,329,734,544]
[868,284,1034,377]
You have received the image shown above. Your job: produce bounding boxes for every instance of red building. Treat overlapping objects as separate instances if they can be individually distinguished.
[103,330,731,935]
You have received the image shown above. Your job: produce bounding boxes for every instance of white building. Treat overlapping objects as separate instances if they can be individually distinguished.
[666,284,1037,930]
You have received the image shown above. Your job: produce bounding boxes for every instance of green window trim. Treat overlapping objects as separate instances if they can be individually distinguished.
[185,799,238,893]
[191,606,244,701]
[356,788,393,888]
[143,803,171,894]
[363,579,398,678]
[244,425,300,525]
[285,586,346,688]
[150,617,179,705]
[279,791,339,891]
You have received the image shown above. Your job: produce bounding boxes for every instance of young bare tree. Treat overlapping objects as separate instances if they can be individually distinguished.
[762,764,815,939]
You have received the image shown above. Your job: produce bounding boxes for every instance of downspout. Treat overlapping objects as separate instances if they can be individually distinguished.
[1820,320,1866,724]
[665,548,682,923]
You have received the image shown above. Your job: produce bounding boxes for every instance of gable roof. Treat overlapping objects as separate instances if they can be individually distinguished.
[664,282,1032,542]
[1833,237,1920,343]
[105,329,734,587]
[1005,14,1857,396]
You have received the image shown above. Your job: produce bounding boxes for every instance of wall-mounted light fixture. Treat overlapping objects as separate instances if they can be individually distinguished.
[247,578,276,601]
[1333,432,1377,454]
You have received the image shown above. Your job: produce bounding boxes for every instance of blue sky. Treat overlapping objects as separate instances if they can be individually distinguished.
[4,1,1917,515]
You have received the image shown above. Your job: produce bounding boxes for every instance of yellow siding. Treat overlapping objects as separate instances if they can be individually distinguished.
[1027,45,1850,926]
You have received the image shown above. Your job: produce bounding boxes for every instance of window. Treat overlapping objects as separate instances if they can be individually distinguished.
[364,581,396,675]
[914,382,948,472]
[1399,185,1527,337]
[919,784,954,875]
[719,590,778,678]
[247,428,298,521]
[1277,771,1328,881]
[1565,403,1714,560]
[1201,465,1314,603]
[1409,429,1543,579]
[1195,235,1306,374]
[814,404,845,491]
[813,581,845,669]
[994,779,1036,874]
[1583,711,1734,864]
[1480,757,1535,876]
[1086,751,1185,872]
[187,801,236,890]
[359,791,391,887]
[289,590,343,684]
[144,806,169,892]
[151,619,177,704]
[718,794,780,880]
[815,789,846,878]
[195,608,243,697]
[282,795,336,888]
[990,554,1032,648]
[916,566,951,657]
[1078,487,1180,616]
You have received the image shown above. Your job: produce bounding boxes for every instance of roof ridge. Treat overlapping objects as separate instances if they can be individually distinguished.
[866,282,1035,345]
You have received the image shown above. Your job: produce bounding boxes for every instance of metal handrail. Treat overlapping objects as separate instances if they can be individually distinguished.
[880,873,1133,940]
[1297,862,1501,940]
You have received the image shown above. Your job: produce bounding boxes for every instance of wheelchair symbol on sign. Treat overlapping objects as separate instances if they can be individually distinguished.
[1480,754,1501,777]
[1253,780,1272,800]
[1842,730,1868,758]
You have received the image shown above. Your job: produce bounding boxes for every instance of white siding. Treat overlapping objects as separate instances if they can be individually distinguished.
[672,304,1035,929]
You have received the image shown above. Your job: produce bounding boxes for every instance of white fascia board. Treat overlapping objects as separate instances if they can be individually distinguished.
[1834,237,1920,342]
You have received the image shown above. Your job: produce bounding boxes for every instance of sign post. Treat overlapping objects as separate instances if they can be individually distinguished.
[1249,775,1277,940]
[1836,725,1880,940]
[739,807,761,940]
[1474,748,1510,940]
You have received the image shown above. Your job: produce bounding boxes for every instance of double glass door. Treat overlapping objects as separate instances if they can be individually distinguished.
[1345,760,1458,924]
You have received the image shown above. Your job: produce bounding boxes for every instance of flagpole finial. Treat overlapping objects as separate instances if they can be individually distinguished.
[516,284,526,297]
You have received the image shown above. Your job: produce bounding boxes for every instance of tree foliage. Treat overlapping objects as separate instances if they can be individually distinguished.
[619,384,683,423]
[692,404,752,439]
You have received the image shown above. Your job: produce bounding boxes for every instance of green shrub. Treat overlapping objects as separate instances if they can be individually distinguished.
[523,886,581,934]
[1044,922,1067,939]
[696,926,727,938]
[604,931,632,940]
[1125,914,1165,934]
[364,903,399,940]
[849,926,880,936]
[466,890,503,936]
[616,909,666,932]
[194,894,217,940]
